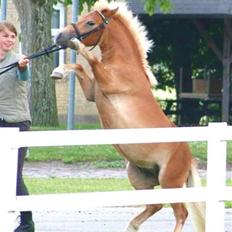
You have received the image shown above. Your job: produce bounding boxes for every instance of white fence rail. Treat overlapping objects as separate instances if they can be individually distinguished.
[0,122,231,232]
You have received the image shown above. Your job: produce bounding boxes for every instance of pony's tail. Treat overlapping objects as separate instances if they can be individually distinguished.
[185,161,205,232]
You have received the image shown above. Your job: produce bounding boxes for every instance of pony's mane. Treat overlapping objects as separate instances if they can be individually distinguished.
[93,0,157,86]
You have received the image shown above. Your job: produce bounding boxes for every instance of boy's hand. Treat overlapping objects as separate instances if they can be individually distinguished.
[18,55,29,70]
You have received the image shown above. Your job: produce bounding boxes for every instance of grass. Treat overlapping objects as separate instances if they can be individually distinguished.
[25,177,232,208]
[25,177,132,194]
[28,145,121,166]
[27,123,232,166]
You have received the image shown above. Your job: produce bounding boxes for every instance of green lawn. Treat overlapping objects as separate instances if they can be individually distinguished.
[27,123,232,166]
[25,177,132,194]
[25,177,232,208]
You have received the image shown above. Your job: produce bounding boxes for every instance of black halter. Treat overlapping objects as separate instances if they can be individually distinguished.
[71,10,109,49]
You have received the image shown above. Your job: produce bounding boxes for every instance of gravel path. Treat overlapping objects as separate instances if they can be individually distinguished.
[23,160,232,179]
[23,161,128,179]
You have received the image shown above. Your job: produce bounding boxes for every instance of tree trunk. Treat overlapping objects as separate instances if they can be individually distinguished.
[13,0,59,126]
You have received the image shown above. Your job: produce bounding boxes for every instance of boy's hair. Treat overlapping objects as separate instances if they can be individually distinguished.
[0,21,17,36]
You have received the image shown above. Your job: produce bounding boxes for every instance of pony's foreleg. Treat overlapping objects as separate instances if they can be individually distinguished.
[51,63,95,101]
[68,39,116,92]
[126,204,163,232]
[75,64,95,101]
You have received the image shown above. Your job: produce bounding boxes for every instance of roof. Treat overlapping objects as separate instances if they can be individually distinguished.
[127,0,232,17]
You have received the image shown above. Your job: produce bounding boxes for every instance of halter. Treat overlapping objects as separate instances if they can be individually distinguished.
[71,10,109,50]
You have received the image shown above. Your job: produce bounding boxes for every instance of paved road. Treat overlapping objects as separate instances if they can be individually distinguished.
[15,207,232,232]
[20,161,232,232]
[30,207,195,232]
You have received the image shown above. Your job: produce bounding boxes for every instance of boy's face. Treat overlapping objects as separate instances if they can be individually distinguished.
[0,27,16,52]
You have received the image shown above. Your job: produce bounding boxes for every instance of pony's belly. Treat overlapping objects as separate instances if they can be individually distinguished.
[113,143,174,169]
[95,93,176,168]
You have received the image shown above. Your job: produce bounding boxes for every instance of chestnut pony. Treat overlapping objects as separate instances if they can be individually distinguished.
[51,1,205,232]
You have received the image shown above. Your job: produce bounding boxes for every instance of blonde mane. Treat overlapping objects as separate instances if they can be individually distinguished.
[93,0,157,86]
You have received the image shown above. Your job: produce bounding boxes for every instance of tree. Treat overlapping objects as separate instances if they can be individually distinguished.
[56,0,172,14]
[13,0,59,126]
[144,0,172,15]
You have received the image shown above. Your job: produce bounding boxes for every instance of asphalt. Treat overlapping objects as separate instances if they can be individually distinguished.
[15,207,232,232]
[16,161,232,232]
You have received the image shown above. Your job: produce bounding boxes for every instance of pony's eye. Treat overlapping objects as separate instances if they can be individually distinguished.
[87,21,95,27]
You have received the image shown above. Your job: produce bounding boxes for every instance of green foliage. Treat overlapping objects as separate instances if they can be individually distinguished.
[152,63,175,91]
[143,0,172,15]
[54,0,98,13]
[53,0,172,15]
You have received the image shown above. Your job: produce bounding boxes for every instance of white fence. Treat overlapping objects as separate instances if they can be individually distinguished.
[0,122,231,232]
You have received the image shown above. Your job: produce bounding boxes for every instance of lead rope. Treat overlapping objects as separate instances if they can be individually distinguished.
[0,44,66,75]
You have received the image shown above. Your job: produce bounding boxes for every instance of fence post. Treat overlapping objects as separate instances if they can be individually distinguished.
[0,128,19,231]
[205,122,227,232]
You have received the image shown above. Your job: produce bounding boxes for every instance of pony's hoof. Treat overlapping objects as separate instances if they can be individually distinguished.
[125,224,138,232]
[50,72,63,79]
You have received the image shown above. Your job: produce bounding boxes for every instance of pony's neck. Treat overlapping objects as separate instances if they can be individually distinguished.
[100,18,143,65]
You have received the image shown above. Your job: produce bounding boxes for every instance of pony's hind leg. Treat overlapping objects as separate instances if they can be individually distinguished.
[170,203,188,232]
[125,162,162,232]
[158,147,191,232]
[159,180,189,232]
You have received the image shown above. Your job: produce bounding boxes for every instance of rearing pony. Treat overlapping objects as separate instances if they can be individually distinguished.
[51,1,205,232]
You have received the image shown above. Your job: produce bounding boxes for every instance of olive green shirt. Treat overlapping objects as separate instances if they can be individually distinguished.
[0,51,31,123]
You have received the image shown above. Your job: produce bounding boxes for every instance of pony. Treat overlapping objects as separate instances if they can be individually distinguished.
[51,1,205,232]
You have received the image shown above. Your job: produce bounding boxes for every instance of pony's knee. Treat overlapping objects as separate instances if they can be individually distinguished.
[69,38,99,65]
[69,38,81,50]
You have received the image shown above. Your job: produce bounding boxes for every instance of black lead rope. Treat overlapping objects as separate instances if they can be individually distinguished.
[0,44,66,76]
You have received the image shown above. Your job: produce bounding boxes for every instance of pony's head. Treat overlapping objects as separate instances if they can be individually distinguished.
[54,7,118,48]
[54,0,157,86]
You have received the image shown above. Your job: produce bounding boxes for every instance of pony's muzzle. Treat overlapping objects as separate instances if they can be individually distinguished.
[54,32,67,47]
[54,32,78,50]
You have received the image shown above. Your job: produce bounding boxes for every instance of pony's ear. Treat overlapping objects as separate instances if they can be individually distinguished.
[101,7,119,19]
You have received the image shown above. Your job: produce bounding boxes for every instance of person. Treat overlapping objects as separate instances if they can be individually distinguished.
[0,21,34,232]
